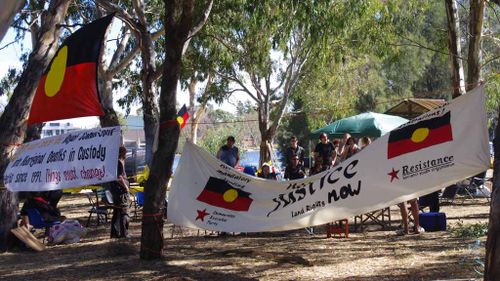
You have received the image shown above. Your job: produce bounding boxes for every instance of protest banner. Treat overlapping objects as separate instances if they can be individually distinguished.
[3,126,121,192]
[168,86,490,232]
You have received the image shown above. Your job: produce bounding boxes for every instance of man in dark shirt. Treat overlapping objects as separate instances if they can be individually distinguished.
[285,136,305,166]
[284,155,305,180]
[314,133,337,169]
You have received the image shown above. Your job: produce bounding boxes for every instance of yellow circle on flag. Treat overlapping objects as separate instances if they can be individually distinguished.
[177,116,184,125]
[44,46,68,97]
[411,127,429,143]
[223,189,238,203]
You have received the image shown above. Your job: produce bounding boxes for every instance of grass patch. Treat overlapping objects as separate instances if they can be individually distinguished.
[450,220,488,238]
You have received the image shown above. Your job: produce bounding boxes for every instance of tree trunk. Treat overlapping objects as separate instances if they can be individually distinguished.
[187,74,211,144]
[98,72,120,127]
[0,0,70,252]
[140,0,195,260]
[133,0,159,166]
[444,0,466,97]
[0,0,25,43]
[485,107,500,280]
[466,0,484,91]
[259,137,272,166]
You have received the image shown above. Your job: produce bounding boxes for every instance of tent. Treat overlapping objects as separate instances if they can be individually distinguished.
[309,112,408,139]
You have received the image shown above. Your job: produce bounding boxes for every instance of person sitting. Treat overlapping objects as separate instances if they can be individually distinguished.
[20,192,65,228]
[309,155,325,176]
[256,163,277,180]
[284,155,305,180]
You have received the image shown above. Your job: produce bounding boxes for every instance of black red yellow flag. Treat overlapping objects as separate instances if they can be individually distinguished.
[176,104,189,129]
[387,112,453,159]
[28,14,114,124]
[196,177,253,211]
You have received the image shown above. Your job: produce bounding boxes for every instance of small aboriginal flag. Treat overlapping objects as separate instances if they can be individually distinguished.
[387,112,453,159]
[176,104,189,129]
[28,14,114,124]
[196,177,253,212]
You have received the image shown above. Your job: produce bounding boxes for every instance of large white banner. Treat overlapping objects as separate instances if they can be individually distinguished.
[168,86,490,232]
[4,127,121,192]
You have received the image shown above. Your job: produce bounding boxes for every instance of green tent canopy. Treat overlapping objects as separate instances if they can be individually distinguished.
[309,112,408,139]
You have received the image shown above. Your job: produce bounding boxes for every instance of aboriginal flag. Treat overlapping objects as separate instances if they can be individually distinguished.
[28,14,114,124]
[196,177,253,212]
[387,112,453,159]
[176,104,189,129]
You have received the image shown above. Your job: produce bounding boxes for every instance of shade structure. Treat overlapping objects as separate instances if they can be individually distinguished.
[309,112,408,139]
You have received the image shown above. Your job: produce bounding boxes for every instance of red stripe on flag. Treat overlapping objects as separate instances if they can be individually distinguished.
[387,124,453,159]
[196,189,252,212]
[28,62,103,124]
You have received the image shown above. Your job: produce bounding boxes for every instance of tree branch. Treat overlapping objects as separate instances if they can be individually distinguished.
[187,0,213,39]
[93,0,140,33]
[108,26,131,71]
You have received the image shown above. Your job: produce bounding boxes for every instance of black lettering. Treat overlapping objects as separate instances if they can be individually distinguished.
[266,198,281,217]
[294,187,306,201]
[344,160,358,178]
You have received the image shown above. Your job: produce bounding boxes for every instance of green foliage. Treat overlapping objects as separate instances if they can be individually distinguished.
[450,220,488,238]
[196,108,259,155]
[276,99,311,158]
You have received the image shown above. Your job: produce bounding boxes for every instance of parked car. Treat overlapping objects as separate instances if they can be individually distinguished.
[125,149,180,183]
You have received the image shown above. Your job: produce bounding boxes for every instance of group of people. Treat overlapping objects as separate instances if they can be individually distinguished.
[217,134,424,236]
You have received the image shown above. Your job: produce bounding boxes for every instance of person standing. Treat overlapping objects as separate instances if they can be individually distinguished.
[338,133,351,157]
[285,136,305,166]
[341,137,359,161]
[359,136,372,150]
[216,136,240,168]
[110,146,130,238]
[397,199,425,235]
[314,133,336,170]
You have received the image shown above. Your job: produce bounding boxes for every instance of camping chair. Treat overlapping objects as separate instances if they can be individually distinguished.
[133,191,145,219]
[354,207,391,232]
[25,208,60,242]
[440,184,460,204]
[465,176,491,202]
[85,188,113,226]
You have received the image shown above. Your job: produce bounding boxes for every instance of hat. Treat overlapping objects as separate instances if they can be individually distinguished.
[262,163,270,168]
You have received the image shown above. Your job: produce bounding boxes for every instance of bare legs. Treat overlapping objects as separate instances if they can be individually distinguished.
[397,199,422,234]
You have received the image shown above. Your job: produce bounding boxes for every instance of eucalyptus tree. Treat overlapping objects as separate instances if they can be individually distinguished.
[0,0,71,252]
[0,0,26,42]
[94,0,165,164]
[140,0,213,260]
[199,1,429,165]
[445,0,466,97]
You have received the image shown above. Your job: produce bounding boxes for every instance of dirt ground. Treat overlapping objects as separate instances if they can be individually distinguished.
[0,190,491,281]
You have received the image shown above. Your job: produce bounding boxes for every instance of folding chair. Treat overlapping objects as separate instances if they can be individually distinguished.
[133,191,145,219]
[25,208,60,242]
[466,177,491,202]
[440,184,460,204]
[354,207,391,231]
[85,188,112,226]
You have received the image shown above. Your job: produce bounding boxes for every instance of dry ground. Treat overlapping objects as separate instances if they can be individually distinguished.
[0,191,490,281]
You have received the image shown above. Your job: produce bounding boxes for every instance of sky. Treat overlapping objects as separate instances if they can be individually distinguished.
[0,18,251,129]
